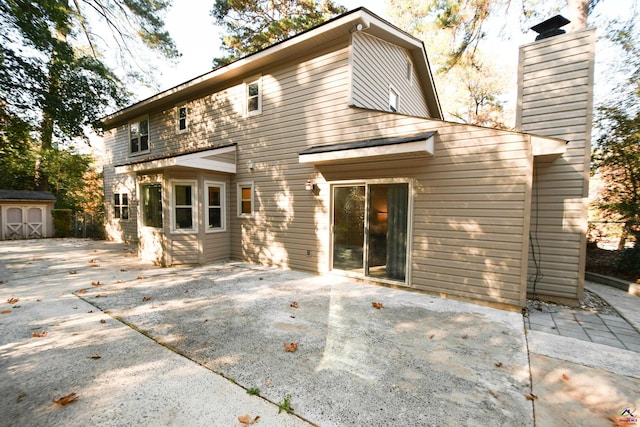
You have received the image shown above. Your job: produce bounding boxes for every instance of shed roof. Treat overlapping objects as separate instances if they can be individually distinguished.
[0,190,57,202]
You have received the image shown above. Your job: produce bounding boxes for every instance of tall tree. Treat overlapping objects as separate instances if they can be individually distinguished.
[385,0,600,125]
[211,0,347,67]
[0,0,178,194]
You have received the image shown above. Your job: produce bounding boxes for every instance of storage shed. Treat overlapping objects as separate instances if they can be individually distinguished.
[0,190,56,240]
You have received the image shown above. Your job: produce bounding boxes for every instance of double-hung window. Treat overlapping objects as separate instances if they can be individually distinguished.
[130,118,149,154]
[237,182,254,217]
[172,181,197,232]
[114,193,129,220]
[245,76,262,116]
[177,106,187,132]
[205,181,225,231]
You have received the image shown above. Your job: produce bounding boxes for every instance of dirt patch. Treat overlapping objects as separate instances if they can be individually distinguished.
[585,245,639,283]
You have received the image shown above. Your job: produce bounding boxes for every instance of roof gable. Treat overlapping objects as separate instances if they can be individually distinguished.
[102,7,442,127]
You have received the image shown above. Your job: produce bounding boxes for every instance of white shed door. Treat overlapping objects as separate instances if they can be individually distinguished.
[2,206,45,240]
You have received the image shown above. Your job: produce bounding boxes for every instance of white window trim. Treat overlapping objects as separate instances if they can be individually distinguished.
[113,191,130,221]
[244,75,262,117]
[129,116,150,155]
[205,180,226,232]
[170,179,198,234]
[237,182,254,218]
[389,85,399,113]
[176,105,188,133]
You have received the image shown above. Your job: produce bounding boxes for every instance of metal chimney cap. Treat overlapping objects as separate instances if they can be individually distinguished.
[531,15,571,40]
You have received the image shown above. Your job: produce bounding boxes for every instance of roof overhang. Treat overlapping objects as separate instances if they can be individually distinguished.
[531,135,567,164]
[299,132,436,165]
[115,145,236,174]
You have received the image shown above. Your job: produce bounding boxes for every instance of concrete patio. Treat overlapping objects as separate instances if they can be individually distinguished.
[0,239,638,426]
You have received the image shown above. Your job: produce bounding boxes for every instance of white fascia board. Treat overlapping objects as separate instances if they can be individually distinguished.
[299,136,434,164]
[115,145,237,174]
[530,135,567,157]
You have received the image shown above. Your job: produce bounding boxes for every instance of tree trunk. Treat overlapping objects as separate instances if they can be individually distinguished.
[567,0,589,31]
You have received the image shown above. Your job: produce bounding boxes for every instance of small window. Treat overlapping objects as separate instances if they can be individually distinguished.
[389,87,399,113]
[245,76,262,116]
[172,181,197,232]
[130,118,149,154]
[177,106,187,132]
[237,182,254,217]
[114,193,129,220]
[406,60,413,82]
[205,181,226,232]
[141,184,162,228]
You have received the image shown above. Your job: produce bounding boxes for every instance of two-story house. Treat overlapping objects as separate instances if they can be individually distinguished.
[101,8,595,310]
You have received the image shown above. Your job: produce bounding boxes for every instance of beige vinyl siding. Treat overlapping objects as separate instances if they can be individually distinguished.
[517,28,595,302]
[305,110,532,307]
[351,32,429,117]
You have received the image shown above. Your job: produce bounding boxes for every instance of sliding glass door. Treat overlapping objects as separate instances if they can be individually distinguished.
[332,182,409,282]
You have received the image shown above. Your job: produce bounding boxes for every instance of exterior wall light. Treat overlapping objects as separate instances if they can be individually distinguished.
[305,179,316,191]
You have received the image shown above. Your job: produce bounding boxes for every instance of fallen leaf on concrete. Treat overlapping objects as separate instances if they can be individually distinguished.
[88,259,97,264]
[525,393,538,401]
[32,330,48,338]
[136,276,146,280]
[562,373,570,381]
[462,334,469,339]
[284,342,298,352]
[87,310,93,313]
[290,301,298,308]
[238,414,260,426]
[495,362,503,368]
[429,334,435,339]
[87,354,101,359]
[265,379,272,386]
[69,271,77,275]
[53,392,78,405]
[17,392,26,402]
[100,319,106,324]
[372,302,383,309]
[1,309,11,314]
[7,297,19,304]
[116,280,124,283]
[12,305,20,308]
[94,294,106,298]
[488,390,499,399]
[259,277,263,280]
[77,289,87,294]
[142,296,152,302]
[91,281,102,287]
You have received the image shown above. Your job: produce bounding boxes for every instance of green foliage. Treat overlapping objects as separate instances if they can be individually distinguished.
[52,209,73,237]
[593,106,640,242]
[246,387,260,395]
[211,0,347,66]
[0,0,177,207]
[277,393,293,414]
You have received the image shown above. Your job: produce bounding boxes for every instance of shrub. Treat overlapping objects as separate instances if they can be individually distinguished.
[52,209,72,237]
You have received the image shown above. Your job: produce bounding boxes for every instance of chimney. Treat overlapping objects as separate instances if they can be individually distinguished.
[530,15,570,40]
[516,17,596,305]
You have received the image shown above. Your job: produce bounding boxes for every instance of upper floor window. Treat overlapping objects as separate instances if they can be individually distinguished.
[237,182,254,217]
[130,118,149,154]
[172,181,197,232]
[389,87,399,113]
[205,181,226,232]
[114,193,129,220]
[245,76,262,116]
[177,106,187,132]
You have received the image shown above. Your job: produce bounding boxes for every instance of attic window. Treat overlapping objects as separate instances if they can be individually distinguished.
[406,60,412,82]
[389,87,398,112]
